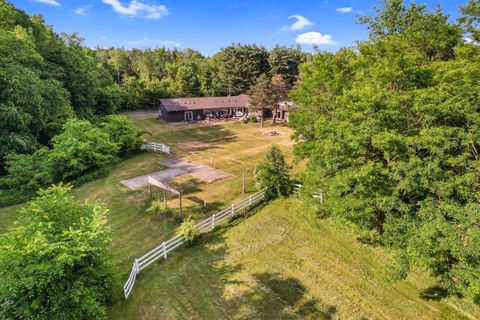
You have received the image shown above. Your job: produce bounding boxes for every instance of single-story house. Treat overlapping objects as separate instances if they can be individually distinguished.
[158,95,250,123]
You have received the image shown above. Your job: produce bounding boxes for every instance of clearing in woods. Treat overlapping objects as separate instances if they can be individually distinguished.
[0,114,479,319]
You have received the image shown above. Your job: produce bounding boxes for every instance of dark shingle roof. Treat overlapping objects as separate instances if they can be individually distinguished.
[160,95,249,112]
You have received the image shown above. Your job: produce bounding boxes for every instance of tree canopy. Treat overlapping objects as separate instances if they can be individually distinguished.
[0,184,112,319]
[290,0,480,302]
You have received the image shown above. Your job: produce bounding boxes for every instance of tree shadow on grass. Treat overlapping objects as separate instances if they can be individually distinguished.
[420,285,449,301]
[232,272,337,319]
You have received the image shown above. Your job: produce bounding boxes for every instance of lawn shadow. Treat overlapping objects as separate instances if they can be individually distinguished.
[231,272,337,319]
[420,285,449,301]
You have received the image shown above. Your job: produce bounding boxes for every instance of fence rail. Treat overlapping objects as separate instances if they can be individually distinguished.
[141,142,170,155]
[293,183,323,202]
[123,187,268,299]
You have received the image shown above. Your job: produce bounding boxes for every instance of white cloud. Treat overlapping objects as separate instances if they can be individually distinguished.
[127,37,180,48]
[103,0,169,19]
[161,40,181,48]
[281,14,313,31]
[34,0,60,6]
[295,31,334,45]
[336,7,352,13]
[74,5,92,16]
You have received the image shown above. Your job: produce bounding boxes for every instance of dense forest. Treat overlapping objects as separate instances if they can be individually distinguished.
[290,0,480,303]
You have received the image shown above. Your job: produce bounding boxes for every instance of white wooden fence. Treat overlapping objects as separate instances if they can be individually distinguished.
[141,142,170,155]
[293,183,324,202]
[123,187,268,299]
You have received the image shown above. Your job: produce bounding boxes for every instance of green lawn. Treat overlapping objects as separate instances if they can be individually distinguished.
[109,198,480,319]
[1,114,479,319]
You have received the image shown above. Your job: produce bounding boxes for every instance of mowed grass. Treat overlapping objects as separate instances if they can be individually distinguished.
[1,114,479,319]
[109,198,480,319]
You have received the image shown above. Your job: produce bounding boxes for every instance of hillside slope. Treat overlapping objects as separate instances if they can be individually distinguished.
[109,198,480,319]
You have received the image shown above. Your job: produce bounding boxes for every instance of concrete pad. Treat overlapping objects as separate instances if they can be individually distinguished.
[120,158,233,190]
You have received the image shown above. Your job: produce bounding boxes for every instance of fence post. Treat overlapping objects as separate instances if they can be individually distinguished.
[163,241,167,259]
[231,203,235,217]
[249,195,252,205]
[153,143,157,152]
[212,214,216,229]
[134,259,140,274]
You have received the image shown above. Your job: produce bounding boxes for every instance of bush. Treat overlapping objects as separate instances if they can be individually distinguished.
[0,117,141,207]
[146,197,175,218]
[255,145,292,197]
[177,216,199,246]
[50,119,119,181]
[250,115,258,123]
[0,184,112,319]
[101,115,142,156]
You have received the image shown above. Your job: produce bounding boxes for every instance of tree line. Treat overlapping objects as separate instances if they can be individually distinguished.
[290,0,480,303]
[94,43,308,109]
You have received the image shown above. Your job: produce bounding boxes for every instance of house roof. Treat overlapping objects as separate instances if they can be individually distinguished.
[160,95,249,112]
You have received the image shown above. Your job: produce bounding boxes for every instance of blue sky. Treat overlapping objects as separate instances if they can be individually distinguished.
[10,0,469,56]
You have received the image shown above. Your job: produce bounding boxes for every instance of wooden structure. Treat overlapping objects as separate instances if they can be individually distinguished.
[148,176,182,216]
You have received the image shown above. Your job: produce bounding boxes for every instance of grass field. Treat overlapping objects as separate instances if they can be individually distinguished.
[1,114,479,319]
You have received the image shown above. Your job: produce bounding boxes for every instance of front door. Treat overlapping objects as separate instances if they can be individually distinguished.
[184,111,193,121]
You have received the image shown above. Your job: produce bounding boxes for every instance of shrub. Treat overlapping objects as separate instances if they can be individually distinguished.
[49,119,119,181]
[146,197,174,218]
[250,115,258,123]
[0,184,112,319]
[177,216,199,246]
[101,115,142,156]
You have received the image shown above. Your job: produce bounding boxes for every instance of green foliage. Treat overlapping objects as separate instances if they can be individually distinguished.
[0,117,140,206]
[0,2,120,172]
[0,184,112,319]
[146,197,175,218]
[50,120,119,181]
[101,115,142,156]
[255,145,292,197]
[177,215,199,246]
[268,45,306,86]
[216,44,270,95]
[291,0,480,302]
[460,0,480,42]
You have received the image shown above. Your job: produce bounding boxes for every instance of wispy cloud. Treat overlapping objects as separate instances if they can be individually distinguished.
[74,5,92,16]
[336,7,352,13]
[296,31,334,45]
[34,0,60,6]
[127,37,180,48]
[103,0,169,19]
[281,14,313,31]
